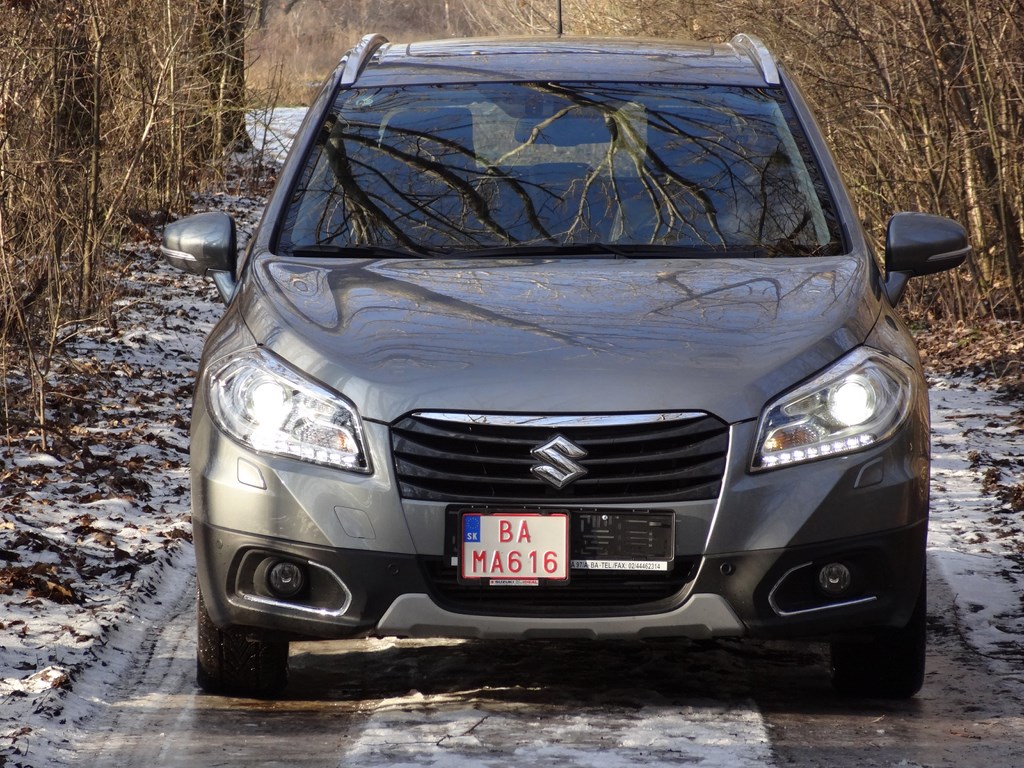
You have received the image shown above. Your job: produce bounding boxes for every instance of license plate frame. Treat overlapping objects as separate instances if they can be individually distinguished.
[460,510,570,585]
[570,510,674,571]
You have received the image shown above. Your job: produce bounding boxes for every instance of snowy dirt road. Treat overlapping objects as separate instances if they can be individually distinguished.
[70,559,1023,768]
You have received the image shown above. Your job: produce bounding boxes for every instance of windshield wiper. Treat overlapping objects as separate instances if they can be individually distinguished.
[467,242,635,258]
[291,242,774,260]
[453,243,765,259]
[289,244,433,259]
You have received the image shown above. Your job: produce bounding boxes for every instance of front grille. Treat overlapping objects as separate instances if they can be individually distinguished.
[391,411,729,503]
[422,557,698,616]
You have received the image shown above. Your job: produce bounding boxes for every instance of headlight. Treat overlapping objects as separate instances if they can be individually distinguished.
[206,347,371,473]
[752,347,915,471]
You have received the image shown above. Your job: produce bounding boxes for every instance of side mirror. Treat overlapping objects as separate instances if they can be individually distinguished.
[161,211,238,303]
[883,212,970,305]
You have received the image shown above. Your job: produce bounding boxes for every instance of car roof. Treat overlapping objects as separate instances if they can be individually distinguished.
[343,35,781,88]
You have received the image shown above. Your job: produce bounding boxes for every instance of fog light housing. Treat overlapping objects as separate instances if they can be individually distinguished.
[817,562,852,596]
[267,560,306,598]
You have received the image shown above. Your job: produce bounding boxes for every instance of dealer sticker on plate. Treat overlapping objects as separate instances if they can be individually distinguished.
[461,512,569,584]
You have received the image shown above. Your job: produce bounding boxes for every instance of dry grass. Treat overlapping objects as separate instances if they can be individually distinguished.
[246,2,480,107]
[246,10,354,106]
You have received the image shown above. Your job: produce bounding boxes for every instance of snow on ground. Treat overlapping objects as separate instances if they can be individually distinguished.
[1,105,1023,765]
[928,379,1024,682]
[0,107,308,766]
[345,696,772,767]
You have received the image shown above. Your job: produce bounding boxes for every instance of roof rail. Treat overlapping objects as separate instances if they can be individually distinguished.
[341,33,390,86]
[730,34,780,85]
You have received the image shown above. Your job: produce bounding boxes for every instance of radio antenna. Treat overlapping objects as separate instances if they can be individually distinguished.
[556,0,563,36]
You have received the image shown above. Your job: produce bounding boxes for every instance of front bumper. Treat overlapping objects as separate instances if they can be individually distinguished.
[191,392,931,643]
[195,520,925,642]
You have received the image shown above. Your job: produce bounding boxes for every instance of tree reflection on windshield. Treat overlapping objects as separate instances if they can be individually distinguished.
[283,83,841,256]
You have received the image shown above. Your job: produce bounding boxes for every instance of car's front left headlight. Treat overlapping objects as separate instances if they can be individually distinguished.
[206,347,371,473]
[752,347,915,471]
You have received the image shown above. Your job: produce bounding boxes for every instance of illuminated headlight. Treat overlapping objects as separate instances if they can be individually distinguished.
[752,347,915,471]
[206,347,370,473]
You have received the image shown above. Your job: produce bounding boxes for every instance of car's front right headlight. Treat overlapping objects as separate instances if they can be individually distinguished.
[206,347,371,473]
[751,347,915,471]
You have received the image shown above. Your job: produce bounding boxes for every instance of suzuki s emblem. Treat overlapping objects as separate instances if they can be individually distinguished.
[531,434,588,489]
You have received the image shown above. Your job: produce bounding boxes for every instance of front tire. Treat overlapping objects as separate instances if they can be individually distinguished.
[830,574,926,699]
[196,587,289,697]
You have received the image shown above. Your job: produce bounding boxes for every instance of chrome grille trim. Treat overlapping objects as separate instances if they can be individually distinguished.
[411,411,708,428]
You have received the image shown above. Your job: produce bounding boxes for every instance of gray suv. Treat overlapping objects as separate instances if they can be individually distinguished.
[162,34,969,699]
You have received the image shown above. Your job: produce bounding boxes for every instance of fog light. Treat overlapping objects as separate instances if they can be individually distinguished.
[267,560,306,598]
[817,562,852,596]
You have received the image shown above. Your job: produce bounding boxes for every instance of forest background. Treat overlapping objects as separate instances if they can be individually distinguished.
[2,0,1022,449]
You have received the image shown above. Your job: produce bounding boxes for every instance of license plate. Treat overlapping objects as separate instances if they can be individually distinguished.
[461,512,569,584]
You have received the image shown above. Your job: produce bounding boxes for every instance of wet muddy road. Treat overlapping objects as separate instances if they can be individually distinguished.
[77,561,1023,768]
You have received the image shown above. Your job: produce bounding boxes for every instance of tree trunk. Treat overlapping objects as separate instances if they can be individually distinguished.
[199,0,249,153]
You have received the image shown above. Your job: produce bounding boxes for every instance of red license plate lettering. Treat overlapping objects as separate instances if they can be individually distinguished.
[461,513,568,582]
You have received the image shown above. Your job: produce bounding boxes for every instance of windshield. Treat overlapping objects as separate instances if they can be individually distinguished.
[280,82,842,256]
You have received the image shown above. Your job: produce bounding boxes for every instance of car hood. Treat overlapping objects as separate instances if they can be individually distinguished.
[238,253,878,424]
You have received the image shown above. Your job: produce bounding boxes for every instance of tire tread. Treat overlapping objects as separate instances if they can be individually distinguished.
[196,588,288,697]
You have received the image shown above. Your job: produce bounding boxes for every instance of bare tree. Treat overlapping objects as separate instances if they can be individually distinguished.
[197,0,250,151]
[1,0,251,443]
